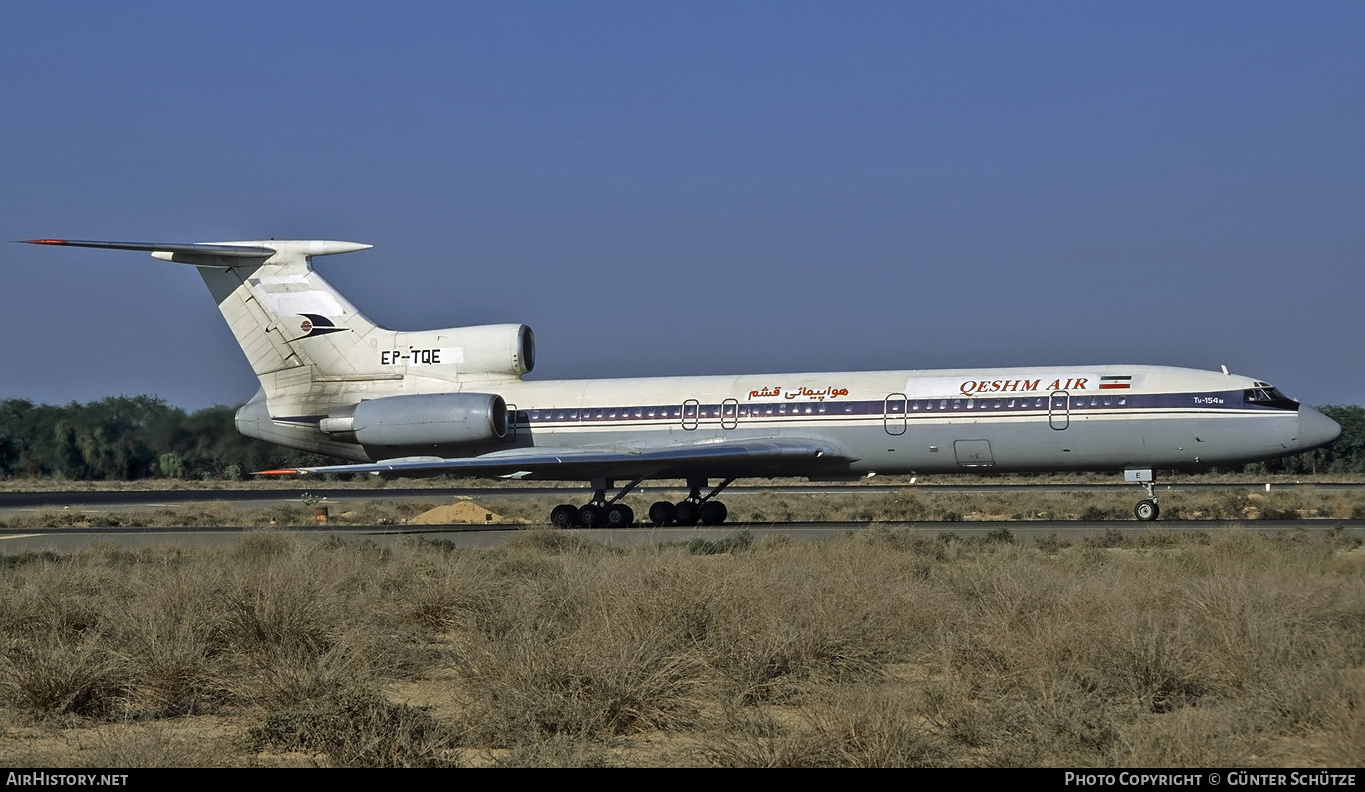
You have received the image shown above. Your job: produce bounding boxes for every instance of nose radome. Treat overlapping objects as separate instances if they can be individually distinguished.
[1298,407,1342,451]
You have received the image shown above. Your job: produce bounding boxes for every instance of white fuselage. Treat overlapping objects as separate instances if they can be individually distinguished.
[238,363,1317,479]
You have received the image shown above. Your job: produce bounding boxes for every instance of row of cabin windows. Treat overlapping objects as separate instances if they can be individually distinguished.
[905,395,1126,411]
[518,395,1129,423]
[520,404,830,421]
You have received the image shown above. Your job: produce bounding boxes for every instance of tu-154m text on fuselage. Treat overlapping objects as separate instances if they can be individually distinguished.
[21,238,1341,525]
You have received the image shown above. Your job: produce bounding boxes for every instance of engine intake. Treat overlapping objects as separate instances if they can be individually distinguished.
[320,393,507,448]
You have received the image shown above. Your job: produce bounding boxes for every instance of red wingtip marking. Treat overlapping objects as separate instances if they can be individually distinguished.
[253,469,300,476]
[22,239,68,245]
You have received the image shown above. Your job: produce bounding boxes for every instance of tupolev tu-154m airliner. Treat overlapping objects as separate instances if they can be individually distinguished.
[22,238,1342,526]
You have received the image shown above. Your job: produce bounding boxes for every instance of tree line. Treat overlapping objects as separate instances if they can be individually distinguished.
[0,396,1361,481]
[0,397,327,481]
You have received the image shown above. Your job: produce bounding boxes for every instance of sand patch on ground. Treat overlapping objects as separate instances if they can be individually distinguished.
[408,500,523,525]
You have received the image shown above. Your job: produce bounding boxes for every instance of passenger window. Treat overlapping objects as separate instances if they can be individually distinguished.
[953,399,961,410]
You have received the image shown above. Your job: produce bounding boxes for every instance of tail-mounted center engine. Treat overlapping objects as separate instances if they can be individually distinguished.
[443,324,536,378]
[319,393,507,448]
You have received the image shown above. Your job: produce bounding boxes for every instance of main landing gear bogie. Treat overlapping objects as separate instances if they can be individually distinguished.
[650,478,733,527]
[649,498,727,527]
[551,501,635,529]
[547,478,644,529]
[548,478,734,528]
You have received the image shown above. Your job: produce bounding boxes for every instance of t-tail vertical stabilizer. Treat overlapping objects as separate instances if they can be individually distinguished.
[23,239,385,403]
[21,238,536,458]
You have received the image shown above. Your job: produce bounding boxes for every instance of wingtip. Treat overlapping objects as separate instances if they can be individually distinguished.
[17,239,67,245]
[253,468,303,476]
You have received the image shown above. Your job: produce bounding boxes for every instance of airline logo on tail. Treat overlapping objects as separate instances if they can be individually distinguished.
[297,314,347,339]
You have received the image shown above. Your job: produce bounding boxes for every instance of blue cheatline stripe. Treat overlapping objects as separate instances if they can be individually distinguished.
[275,390,1292,428]
[507,390,1284,425]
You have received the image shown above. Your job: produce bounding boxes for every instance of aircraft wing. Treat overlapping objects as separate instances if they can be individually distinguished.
[256,438,853,480]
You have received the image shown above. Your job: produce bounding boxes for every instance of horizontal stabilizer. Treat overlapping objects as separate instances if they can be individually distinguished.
[18,239,372,268]
[22,239,275,257]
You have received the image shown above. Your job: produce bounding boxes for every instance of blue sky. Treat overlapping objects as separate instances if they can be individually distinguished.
[2,1,1361,408]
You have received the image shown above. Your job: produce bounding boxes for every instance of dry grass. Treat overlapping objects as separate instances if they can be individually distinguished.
[0,527,1360,767]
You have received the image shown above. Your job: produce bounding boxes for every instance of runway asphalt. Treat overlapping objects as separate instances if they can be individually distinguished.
[2,519,1361,552]
[1,481,1361,513]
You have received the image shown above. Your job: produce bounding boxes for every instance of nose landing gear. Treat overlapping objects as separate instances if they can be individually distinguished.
[1135,493,1159,522]
[1126,469,1160,521]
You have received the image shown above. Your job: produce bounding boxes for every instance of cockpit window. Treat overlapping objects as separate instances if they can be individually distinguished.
[1244,386,1298,410]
